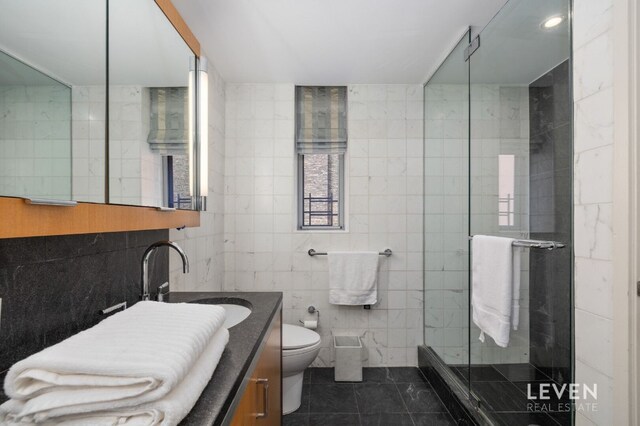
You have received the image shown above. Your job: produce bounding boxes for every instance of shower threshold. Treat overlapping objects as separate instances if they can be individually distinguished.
[418,346,571,426]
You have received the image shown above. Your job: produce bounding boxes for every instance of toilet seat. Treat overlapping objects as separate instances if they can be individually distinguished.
[282,324,320,350]
[282,340,321,358]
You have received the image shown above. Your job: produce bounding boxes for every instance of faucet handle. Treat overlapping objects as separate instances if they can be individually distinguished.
[156,282,170,302]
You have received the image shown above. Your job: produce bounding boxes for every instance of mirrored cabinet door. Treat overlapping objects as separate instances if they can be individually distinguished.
[108,0,196,209]
[0,0,106,203]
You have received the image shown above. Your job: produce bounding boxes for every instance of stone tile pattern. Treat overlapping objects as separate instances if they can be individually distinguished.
[0,230,169,379]
[283,367,455,426]
[107,86,163,207]
[224,84,424,367]
[573,0,615,424]
[0,84,71,200]
[528,60,572,386]
[169,55,226,293]
[71,85,106,203]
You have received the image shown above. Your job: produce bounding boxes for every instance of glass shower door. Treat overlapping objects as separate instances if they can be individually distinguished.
[467,0,571,422]
[423,30,471,386]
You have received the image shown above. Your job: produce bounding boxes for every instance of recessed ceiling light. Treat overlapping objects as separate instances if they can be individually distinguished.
[542,16,563,29]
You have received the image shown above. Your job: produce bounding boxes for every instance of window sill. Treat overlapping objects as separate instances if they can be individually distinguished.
[293,227,349,234]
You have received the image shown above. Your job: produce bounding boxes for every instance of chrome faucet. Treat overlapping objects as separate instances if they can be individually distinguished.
[141,240,189,301]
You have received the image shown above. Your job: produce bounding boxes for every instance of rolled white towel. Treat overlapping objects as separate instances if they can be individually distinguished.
[1,301,225,420]
[1,327,230,425]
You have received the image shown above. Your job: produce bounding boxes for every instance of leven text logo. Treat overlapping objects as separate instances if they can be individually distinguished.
[527,383,598,413]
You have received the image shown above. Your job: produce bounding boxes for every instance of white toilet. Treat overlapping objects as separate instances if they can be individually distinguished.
[282,323,321,415]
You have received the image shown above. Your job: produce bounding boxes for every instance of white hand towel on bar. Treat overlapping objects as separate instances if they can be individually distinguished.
[328,251,379,305]
[1,301,226,422]
[471,235,521,348]
[0,327,230,425]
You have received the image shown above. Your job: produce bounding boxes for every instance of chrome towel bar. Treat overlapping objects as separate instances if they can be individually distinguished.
[468,236,565,250]
[308,248,392,257]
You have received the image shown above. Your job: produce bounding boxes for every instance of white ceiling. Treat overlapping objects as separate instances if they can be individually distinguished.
[173,0,509,84]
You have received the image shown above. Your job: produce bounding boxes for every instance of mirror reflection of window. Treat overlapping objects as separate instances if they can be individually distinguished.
[147,87,191,210]
[108,0,195,209]
[498,154,515,227]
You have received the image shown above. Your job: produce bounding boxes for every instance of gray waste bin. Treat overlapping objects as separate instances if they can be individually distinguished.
[334,335,363,382]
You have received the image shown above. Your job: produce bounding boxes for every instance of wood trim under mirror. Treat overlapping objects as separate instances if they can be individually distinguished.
[154,0,201,57]
[0,197,199,239]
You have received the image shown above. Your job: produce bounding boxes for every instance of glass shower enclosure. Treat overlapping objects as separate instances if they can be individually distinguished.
[420,0,572,425]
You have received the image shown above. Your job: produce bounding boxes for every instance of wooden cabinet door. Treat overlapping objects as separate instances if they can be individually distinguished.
[229,377,257,426]
[230,309,282,426]
[255,312,281,426]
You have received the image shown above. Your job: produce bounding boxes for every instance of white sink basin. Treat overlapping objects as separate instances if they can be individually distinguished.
[189,297,253,328]
[217,304,251,328]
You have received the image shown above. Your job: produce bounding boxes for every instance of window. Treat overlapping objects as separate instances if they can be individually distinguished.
[295,86,347,230]
[498,154,515,227]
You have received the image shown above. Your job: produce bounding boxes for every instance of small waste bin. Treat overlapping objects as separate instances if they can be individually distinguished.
[334,335,363,382]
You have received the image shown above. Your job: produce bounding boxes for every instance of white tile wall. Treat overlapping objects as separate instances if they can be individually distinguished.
[169,57,226,292]
[0,85,72,199]
[224,83,424,366]
[573,0,614,424]
[424,83,530,365]
[109,86,163,207]
[72,85,106,203]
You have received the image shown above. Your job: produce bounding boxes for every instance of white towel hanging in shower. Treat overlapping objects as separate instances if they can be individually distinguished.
[471,235,520,348]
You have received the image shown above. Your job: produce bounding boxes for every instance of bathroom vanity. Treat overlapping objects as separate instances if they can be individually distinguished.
[167,292,283,426]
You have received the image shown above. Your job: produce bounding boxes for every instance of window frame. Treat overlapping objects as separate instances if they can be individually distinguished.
[296,152,346,231]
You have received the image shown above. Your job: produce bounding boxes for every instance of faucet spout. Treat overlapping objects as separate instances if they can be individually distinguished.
[141,240,189,301]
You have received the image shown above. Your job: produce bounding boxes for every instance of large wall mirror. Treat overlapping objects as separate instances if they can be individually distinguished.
[0,0,206,211]
[108,0,201,210]
[0,0,106,203]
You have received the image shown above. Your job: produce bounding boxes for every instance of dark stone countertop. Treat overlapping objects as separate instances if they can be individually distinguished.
[0,291,281,425]
[167,291,283,426]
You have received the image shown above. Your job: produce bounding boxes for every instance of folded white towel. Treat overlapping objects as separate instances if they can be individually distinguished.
[1,301,226,421]
[471,235,520,348]
[0,328,230,425]
[328,251,379,305]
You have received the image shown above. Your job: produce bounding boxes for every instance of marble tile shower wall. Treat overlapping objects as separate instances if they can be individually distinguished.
[224,83,424,366]
[573,0,615,424]
[528,61,572,385]
[169,57,226,292]
[0,85,71,199]
[0,230,169,374]
[424,83,530,365]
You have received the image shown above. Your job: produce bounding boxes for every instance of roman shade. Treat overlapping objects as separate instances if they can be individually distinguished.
[147,87,189,155]
[295,86,347,155]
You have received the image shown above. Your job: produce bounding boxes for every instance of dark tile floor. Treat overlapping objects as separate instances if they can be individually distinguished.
[451,363,571,426]
[284,367,456,426]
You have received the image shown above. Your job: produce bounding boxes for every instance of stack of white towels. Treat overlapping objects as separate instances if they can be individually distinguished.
[0,301,229,425]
